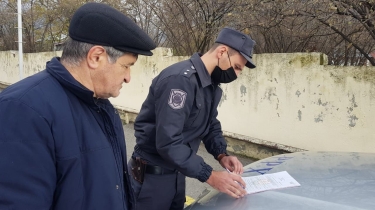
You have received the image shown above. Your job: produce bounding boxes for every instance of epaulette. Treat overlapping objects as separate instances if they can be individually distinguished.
[180,65,197,78]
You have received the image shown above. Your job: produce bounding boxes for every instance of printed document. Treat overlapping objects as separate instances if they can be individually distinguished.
[242,171,300,194]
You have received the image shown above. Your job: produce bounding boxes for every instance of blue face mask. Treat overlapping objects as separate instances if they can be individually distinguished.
[211,52,237,84]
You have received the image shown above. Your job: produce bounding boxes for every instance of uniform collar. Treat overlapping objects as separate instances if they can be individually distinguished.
[190,53,212,88]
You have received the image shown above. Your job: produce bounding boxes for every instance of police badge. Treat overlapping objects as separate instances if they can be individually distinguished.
[168,89,187,109]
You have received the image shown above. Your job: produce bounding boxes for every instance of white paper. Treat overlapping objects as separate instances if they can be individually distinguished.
[242,171,300,194]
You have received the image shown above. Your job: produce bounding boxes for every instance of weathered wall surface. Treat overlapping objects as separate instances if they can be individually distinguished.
[0,51,62,83]
[219,53,375,153]
[1,48,375,158]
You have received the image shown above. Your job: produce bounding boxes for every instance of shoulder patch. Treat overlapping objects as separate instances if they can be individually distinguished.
[168,89,187,109]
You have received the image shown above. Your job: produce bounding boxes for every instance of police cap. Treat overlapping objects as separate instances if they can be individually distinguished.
[215,27,256,68]
[69,2,156,56]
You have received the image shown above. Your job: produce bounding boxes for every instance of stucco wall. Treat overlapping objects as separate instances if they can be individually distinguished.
[0,51,62,83]
[1,48,375,154]
[219,53,375,153]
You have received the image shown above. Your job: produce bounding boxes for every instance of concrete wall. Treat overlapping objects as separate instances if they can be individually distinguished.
[220,53,375,153]
[1,48,375,158]
[0,51,62,84]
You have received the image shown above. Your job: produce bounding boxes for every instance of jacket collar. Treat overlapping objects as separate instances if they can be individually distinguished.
[46,57,105,106]
[190,53,212,88]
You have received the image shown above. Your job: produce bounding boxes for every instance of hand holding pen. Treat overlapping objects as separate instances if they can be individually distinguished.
[206,170,247,198]
[226,168,246,189]
[218,155,244,174]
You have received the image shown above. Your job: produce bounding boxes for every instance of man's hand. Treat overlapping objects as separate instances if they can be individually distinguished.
[219,155,244,174]
[206,171,247,198]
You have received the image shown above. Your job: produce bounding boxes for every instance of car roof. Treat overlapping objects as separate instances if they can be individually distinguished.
[186,151,375,210]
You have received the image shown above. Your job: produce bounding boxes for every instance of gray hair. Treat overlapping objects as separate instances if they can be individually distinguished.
[60,37,125,66]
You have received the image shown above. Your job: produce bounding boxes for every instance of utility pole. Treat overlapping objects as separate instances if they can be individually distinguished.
[17,0,23,80]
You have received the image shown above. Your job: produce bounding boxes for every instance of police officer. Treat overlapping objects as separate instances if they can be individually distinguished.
[129,27,256,210]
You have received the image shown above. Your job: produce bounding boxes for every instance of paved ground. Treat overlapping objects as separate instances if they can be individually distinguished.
[123,123,256,205]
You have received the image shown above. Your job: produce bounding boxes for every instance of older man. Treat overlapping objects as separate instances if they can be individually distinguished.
[0,3,155,210]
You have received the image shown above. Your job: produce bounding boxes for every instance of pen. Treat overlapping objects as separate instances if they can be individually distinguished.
[225,168,246,189]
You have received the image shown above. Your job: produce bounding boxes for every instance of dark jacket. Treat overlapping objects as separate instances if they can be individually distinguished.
[134,53,227,182]
[0,58,133,210]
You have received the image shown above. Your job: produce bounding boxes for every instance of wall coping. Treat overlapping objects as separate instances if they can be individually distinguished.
[223,131,306,153]
[0,81,11,90]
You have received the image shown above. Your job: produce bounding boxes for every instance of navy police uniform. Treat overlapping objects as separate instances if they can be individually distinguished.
[130,53,227,210]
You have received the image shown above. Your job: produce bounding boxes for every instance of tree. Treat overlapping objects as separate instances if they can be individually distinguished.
[123,0,165,46]
[310,0,375,65]
[3,0,375,66]
[0,0,18,51]
[125,0,241,55]
[241,0,375,65]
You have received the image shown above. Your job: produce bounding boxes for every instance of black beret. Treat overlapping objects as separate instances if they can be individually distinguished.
[69,2,156,56]
[215,27,256,68]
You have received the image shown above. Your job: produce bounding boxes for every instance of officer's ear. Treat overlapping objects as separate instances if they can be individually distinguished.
[216,45,228,59]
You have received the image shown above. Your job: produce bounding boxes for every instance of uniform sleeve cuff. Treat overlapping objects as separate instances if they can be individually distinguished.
[197,163,213,182]
[213,146,227,160]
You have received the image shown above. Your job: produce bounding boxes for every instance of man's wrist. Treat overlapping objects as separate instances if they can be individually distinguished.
[217,153,229,162]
